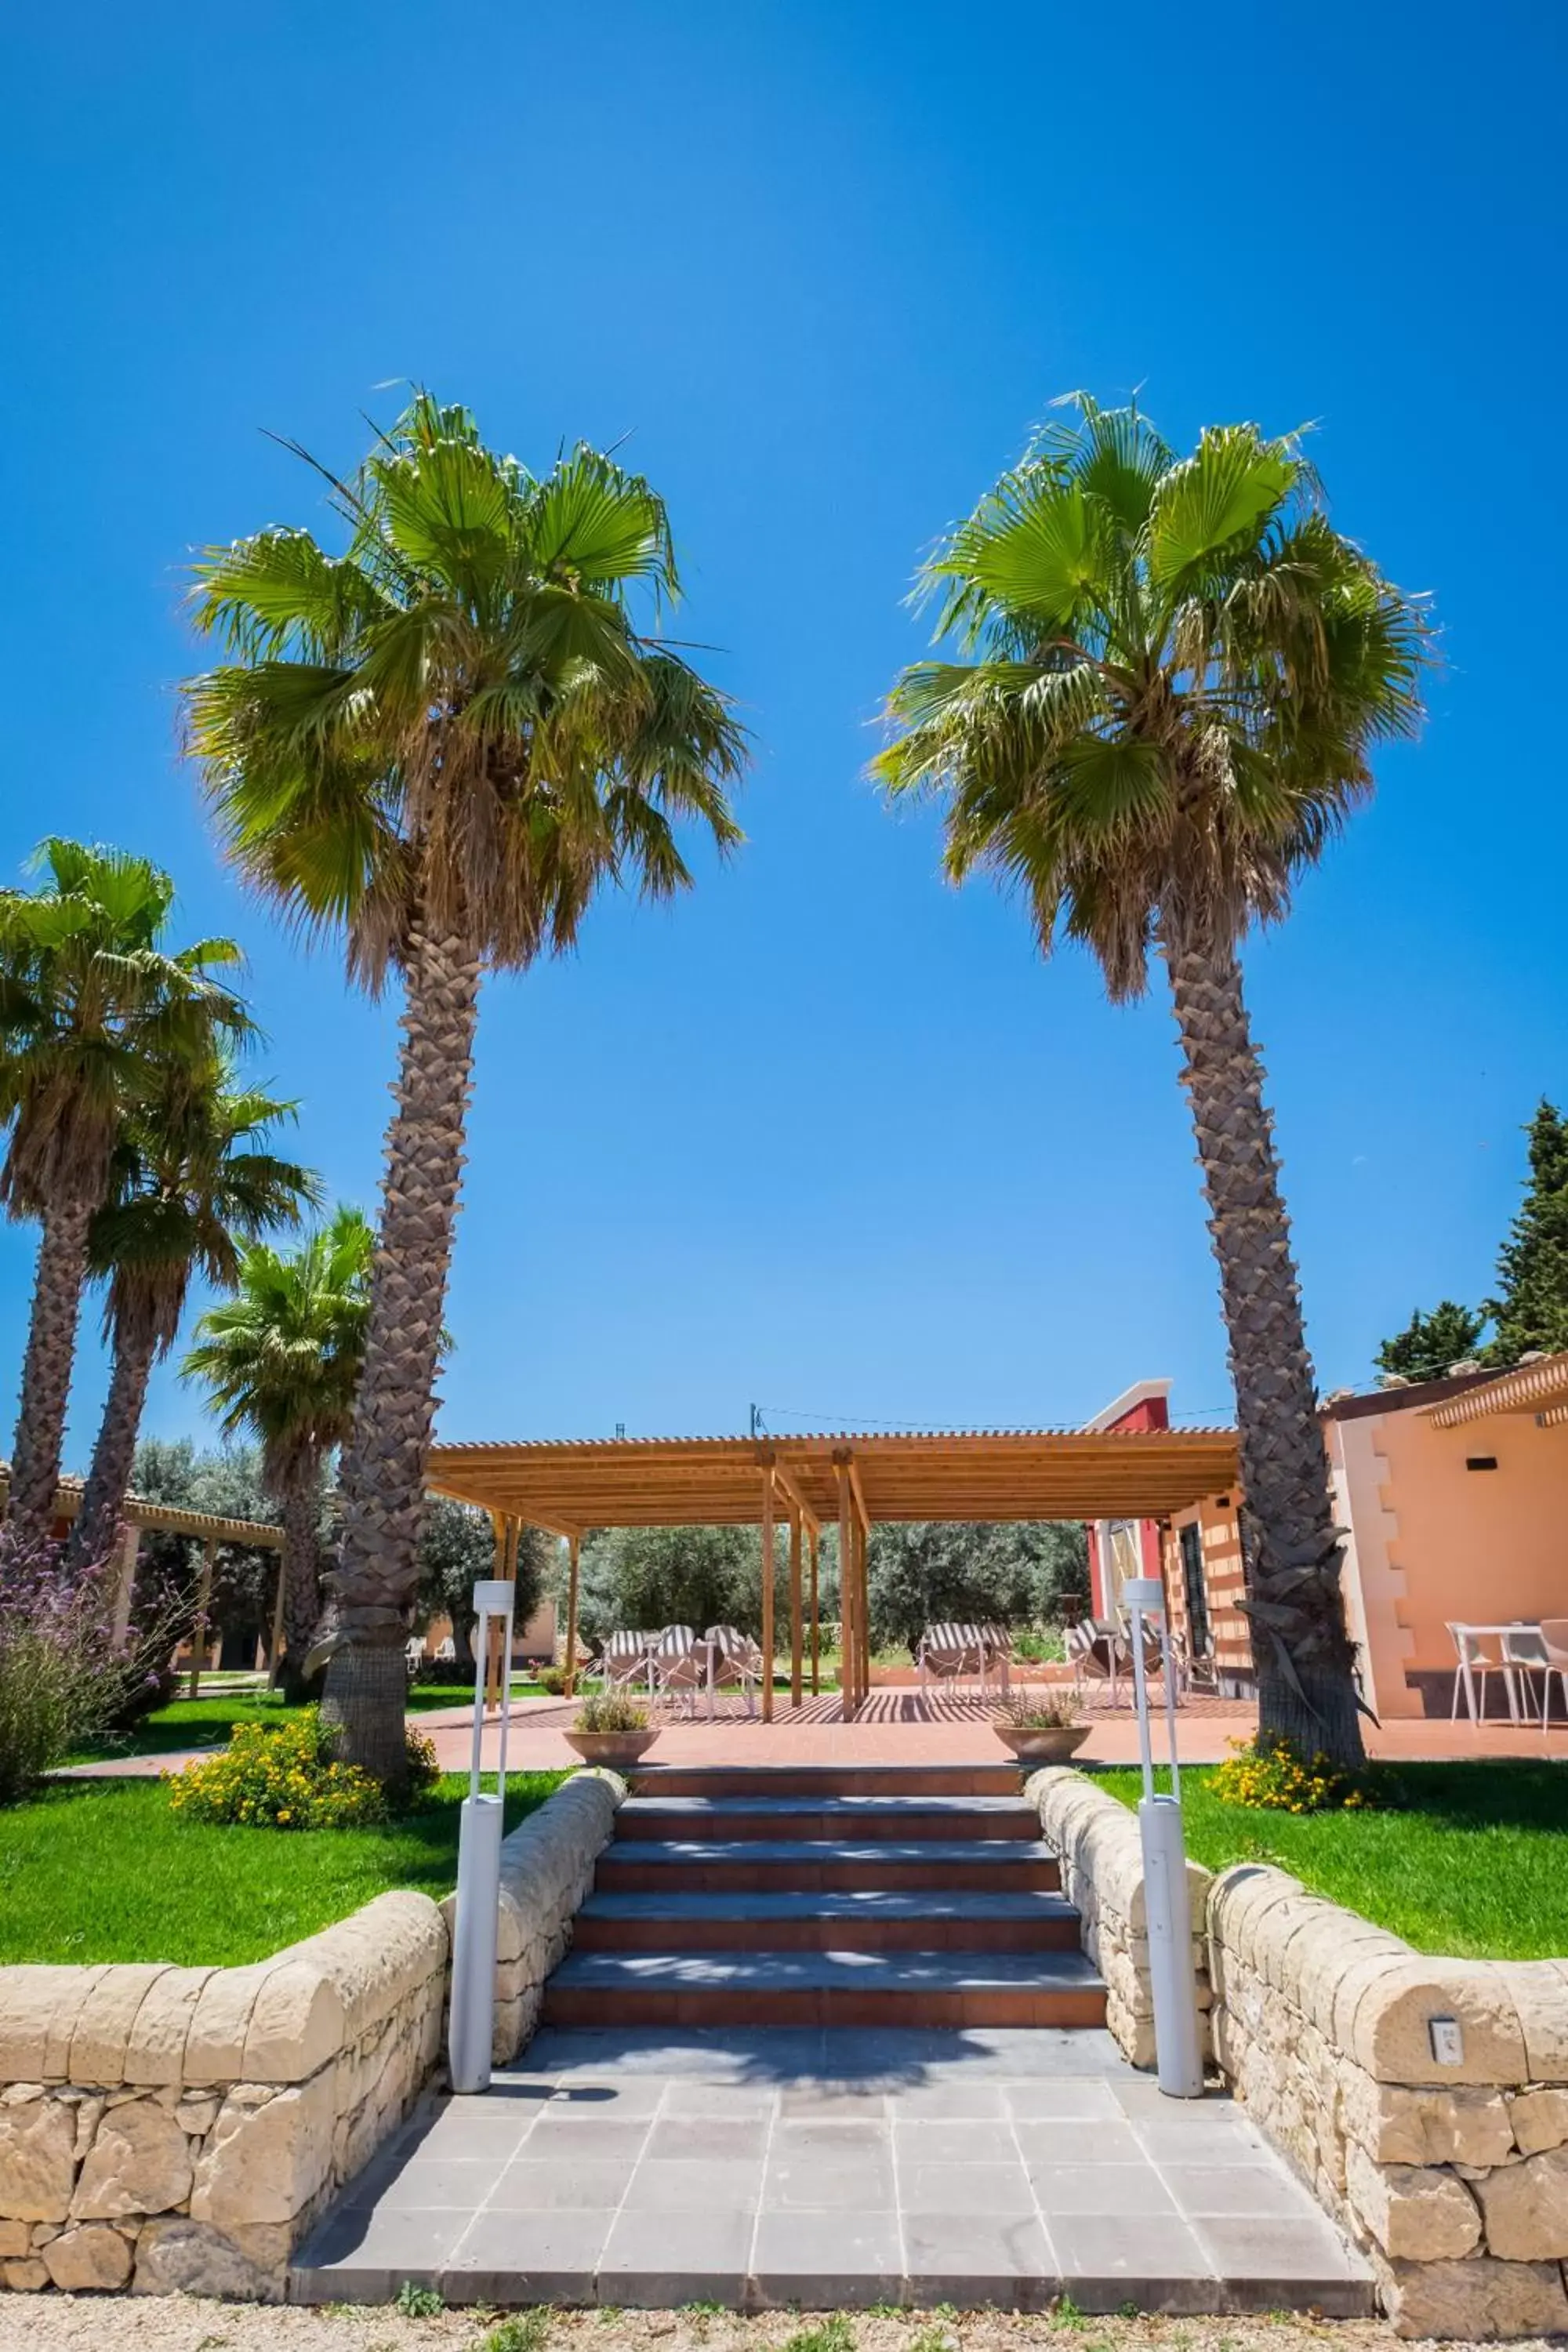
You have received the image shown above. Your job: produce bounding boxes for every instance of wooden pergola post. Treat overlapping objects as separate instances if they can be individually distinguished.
[564,1533,581,1695]
[187,1536,216,1701]
[835,1458,855,1719]
[808,1526,820,1697]
[788,1501,804,1711]
[267,1554,286,1690]
[760,1467,776,1722]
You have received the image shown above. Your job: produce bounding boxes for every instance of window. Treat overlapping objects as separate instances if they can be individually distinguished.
[1179,1522,1212,1658]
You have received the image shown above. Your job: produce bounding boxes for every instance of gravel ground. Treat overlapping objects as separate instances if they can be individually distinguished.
[0,2299,1532,2352]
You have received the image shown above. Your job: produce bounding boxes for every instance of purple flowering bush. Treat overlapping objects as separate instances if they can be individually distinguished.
[0,1539,177,1805]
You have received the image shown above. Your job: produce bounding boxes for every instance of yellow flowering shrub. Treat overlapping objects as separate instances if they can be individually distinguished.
[168,1707,437,1830]
[1212,1731,1373,1814]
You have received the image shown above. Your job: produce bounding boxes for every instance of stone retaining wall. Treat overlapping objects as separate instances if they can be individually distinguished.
[1209,1861,1568,2339]
[0,1767,623,2300]
[1025,1766,1212,2070]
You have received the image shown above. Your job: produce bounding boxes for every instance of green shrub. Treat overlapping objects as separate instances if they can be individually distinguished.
[167,1707,438,1828]
[535,1664,568,1696]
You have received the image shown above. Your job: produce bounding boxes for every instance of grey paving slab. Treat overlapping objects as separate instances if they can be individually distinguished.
[1003,2078,1125,2119]
[622,2157,768,2209]
[765,2151,898,2210]
[292,2204,466,2301]
[750,2210,906,2307]
[899,2159,1036,2217]
[901,2211,1057,2307]
[582,1889,1076,1923]
[893,2117,1015,2163]
[521,2114,655,2160]
[1048,2211,1217,2310]
[1193,2212,1375,2299]
[1028,2161,1177,2217]
[1167,2161,1327,2219]
[489,2157,639,2209]
[443,2208,612,2305]
[1012,2117,1146,2165]
[645,2114,771,2160]
[603,1837,1061,1867]
[887,2081,1008,2119]
[598,2205,755,2303]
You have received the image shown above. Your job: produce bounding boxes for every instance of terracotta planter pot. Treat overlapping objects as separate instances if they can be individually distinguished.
[993,1722,1090,1766]
[564,1730,656,1769]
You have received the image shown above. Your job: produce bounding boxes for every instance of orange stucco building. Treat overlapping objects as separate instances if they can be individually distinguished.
[1160,1354,1568,1717]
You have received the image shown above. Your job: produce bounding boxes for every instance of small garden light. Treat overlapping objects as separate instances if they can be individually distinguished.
[1121,1575,1203,2099]
[449,1577,516,2096]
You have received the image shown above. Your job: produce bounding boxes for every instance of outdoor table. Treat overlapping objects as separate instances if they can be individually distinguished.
[1450,1621,1545,1723]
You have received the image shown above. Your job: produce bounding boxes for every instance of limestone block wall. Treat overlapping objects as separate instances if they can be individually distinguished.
[0,1767,625,2301]
[0,1889,446,2300]
[1025,1767,1212,2069]
[441,1766,625,2063]
[1209,1861,1568,2339]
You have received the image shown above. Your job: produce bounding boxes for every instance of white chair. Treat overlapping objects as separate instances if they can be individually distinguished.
[706,1624,764,1718]
[1538,1619,1568,1731]
[1499,1625,1548,1722]
[649,1625,702,1715]
[601,1629,659,1693]
[917,1623,987,1697]
[1065,1618,1122,1706]
[1446,1622,1516,1723]
[404,1636,425,1673]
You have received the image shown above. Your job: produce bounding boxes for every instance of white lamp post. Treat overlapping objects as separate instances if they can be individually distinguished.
[448,1577,515,2096]
[1120,1573,1203,2098]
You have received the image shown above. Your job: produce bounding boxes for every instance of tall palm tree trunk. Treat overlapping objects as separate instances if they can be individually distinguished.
[1162,922,1366,1768]
[279,1460,324,1699]
[67,1316,157,1570]
[324,924,481,1778]
[6,1191,95,1551]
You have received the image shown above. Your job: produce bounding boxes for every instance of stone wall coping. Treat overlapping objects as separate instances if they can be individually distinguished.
[1209,1860,1568,2089]
[0,1891,448,2092]
[1025,1764,1213,1931]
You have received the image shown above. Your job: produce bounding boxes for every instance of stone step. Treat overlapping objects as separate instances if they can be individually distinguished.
[632,1762,1024,1800]
[573,1887,1083,1953]
[614,1795,1040,1844]
[542,1947,1108,2030]
[594,1837,1062,1894]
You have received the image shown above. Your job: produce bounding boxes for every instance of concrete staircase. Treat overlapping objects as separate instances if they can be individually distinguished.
[542,1762,1106,2031]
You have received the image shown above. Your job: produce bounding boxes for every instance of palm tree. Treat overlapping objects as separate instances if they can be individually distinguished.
[0,840,249,1551]
[183,1207,373,1693]
[67,1053,320,1569]
[183,393,746,1776]
[877,397,1428,1765]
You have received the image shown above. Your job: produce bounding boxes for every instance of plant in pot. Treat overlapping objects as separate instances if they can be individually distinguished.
[564,1686,656,1769]
[992,1689,1089,1767]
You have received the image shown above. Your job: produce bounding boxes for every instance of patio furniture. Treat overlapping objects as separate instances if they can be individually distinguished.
[1446,1621,1524,1723]
[434,1635,456,1665]
[649,1625,703,1715]
[706,1624,766,1718]
[404,1636,425,1673]
[917,1622,1004,1697]
[1168,1625,1216,1697]
[978,1622,1014,1696]
[1499,1624,1550,1722]
[600,1628,659,1694]
[1065,1617,1122,1706]
[1538,1619,1568,1731]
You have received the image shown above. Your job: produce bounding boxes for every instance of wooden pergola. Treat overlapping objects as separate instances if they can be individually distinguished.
[426,1425,1238,1719]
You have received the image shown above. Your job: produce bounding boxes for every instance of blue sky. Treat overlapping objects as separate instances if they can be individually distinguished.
[4,0,1564,1465]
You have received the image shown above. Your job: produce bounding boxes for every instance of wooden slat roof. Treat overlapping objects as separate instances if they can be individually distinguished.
[1424,1352,1568,1429]
[426,1425,1239,1537]
[0,1468,283,1548]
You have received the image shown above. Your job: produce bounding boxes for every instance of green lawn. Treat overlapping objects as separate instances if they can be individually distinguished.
[71,1679,546,1762]
[1095,1760,1568,1960]
[0,1769,570,1965]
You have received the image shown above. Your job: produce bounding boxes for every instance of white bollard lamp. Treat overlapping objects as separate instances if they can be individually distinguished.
[448,1577,515,2096]
[1120,1573,1203,2099]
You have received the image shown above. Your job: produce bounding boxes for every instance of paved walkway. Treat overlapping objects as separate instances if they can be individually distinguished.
[292,2026,1370,2314]
[65,1689,1568,1779]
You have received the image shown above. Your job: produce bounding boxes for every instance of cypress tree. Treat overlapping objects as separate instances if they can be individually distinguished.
[1485,1099,1568,1363]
